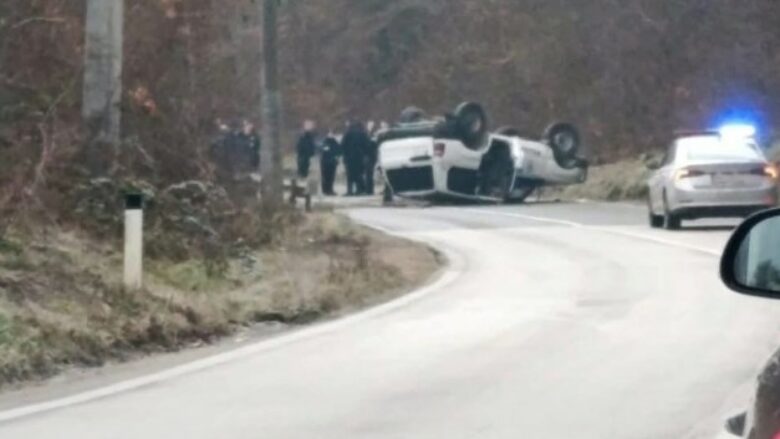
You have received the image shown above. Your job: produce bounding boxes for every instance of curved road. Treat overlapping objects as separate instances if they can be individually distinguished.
[2,202,780,438]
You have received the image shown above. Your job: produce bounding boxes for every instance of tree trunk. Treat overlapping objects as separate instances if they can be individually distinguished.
[82,0,124,175]
[228,2,246,81]
[230,1,261,83]
[289,0,313,82]
[260,0,283,207]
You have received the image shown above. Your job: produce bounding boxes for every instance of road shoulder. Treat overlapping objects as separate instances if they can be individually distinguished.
[0,211,443,410]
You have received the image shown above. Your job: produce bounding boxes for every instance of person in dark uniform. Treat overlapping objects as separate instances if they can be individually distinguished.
[210,119,244,183]
[341,120,370,195]
[239,119,261,171]
[320,130,341,196]
[296,120,317,178]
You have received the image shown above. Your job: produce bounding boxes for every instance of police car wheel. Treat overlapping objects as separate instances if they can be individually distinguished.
[383,185,394,204]
[663,195,681,230]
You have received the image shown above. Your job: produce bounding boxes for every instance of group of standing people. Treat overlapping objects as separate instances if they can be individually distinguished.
[209,116,387,197]
[296,120,386,196]
[209,118,261,183]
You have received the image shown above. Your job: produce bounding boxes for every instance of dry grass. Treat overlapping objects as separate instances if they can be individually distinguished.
[0,213,440,388]
[552,158,656,202]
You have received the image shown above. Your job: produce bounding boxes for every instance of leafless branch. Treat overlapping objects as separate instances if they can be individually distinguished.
[10,16,67,30]
[27,122,54,196]
[633,2,665,32]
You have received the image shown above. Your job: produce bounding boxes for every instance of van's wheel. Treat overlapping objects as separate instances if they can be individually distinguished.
[662,194,681,230]
[544,123,581,169]
[454,102,489,150]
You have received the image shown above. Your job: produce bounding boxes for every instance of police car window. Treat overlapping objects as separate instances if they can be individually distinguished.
[679,136,761,162]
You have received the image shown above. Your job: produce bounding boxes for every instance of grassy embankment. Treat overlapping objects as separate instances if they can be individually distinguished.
[0,212,441,388]
[553,158,655,202]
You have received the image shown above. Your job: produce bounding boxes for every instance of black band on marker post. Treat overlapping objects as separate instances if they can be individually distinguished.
[125,193,144,210]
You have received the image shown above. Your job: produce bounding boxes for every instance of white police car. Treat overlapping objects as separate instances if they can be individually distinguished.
[647,125,778,230]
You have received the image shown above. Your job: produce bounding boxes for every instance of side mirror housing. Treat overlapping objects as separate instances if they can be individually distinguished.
[724,412,747,437]
[721,208,780,298]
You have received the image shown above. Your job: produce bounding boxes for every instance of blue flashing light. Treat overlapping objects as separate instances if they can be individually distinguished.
[719,124,757,140]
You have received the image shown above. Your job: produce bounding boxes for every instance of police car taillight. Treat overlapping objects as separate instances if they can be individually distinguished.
[675,168,706,180]
[746,165,778,179]
[765,164,779,179]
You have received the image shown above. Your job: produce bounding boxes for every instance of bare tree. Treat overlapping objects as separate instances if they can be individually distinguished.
[288,0,314,82]
[82,0,123,173]
[260,0,283,207]
[229,1,256,82]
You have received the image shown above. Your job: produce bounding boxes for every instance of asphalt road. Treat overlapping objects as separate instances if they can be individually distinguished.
[2,201,780,438]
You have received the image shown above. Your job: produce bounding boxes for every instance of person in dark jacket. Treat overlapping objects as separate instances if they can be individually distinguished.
[210,119,244,183]
[341,120,370,195]
[239,119,261,171]
[209,118,230,164]
[296,120,317,178]
[319,130,341,196]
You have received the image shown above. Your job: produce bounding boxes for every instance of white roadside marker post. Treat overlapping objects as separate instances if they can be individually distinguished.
[123,193,144,291]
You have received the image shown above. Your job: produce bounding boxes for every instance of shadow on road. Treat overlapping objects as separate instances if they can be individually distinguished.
[682,225,736,232]
[427,198,570,207]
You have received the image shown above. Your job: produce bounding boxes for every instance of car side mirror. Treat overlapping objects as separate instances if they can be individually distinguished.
[724,412,747,437]
[721,208,780,298]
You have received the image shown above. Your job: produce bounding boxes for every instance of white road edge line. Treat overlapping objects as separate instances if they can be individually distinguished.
[0,229,462,424]
[464,208,721,257]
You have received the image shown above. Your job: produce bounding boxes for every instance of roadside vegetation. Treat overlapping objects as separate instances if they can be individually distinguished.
[552,157,657,202]
[0,1,447,389]
[0,211,440,388]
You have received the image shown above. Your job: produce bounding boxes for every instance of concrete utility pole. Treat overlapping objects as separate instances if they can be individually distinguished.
[260,0,283,207]
[82,0,124,153]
